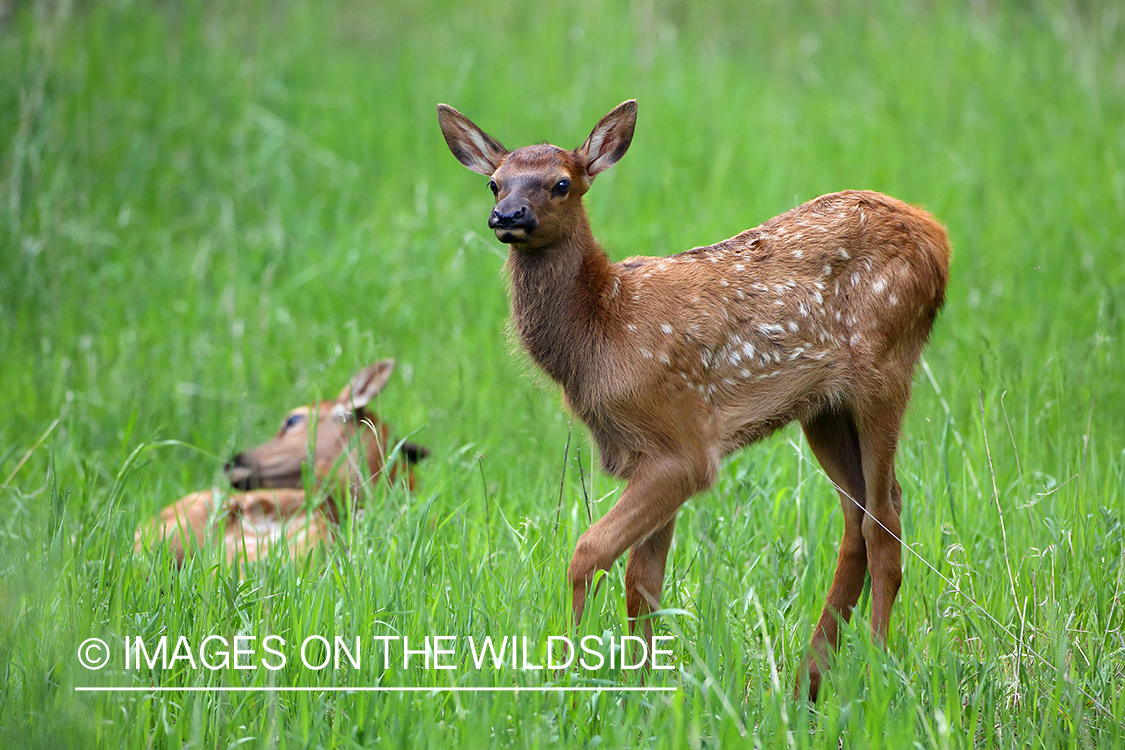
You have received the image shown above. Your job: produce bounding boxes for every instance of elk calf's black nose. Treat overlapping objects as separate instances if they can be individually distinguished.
[490,202,536,230]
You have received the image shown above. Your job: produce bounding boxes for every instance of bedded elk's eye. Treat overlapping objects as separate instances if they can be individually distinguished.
[488,179,499,196]
[283,414,304,431]
[552,178,571,197]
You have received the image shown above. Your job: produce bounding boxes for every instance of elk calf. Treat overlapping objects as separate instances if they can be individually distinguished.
[135,360,429,565]
[438,100,950,699]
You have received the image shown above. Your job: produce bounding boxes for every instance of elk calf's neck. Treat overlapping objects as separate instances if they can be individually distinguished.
[438,100,950,701]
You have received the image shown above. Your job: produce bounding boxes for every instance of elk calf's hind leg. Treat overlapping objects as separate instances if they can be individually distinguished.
[800,409,869,700]
[856,409,907,646]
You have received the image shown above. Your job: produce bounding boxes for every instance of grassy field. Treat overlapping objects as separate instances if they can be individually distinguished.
[2,0,1123,746]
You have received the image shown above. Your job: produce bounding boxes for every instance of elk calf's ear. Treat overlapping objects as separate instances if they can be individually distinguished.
[401,441,431,465]
[576,99,638,181]
[334,360,396,417]
[437,104,509,176]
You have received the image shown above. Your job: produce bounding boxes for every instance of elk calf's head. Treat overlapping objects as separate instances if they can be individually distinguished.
[438,101,636,250]
[225,360,428,493]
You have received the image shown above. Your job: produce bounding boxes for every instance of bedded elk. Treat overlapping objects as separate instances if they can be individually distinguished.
[438,100,950,699]
[134,360,429,565]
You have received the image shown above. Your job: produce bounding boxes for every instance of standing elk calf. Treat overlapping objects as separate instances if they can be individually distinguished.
[134,360,429,565]
[438,100,950,699]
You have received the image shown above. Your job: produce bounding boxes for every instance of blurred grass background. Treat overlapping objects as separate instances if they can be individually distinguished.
[1,0,1123,747]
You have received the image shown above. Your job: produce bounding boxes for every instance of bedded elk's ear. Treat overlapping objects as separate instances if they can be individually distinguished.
[575,99,637,182]
[333,359,395,418]
[437,104,509,176]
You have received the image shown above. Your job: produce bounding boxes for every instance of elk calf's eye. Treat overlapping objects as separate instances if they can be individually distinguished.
[488,179,499,196]
[283,414,303,430]
[553,178,570,196]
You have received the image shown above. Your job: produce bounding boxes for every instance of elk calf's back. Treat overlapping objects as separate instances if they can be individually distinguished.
[438,100,950,700]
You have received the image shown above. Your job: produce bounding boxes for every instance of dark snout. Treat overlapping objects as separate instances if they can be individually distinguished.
[224,453,259,490]
[225,449,304,490]
[489,198,537,242]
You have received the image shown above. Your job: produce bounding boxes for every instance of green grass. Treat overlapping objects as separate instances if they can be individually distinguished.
[2,0,1124,746]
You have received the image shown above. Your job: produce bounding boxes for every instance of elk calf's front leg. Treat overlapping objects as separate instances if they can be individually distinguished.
[569,458,706,628]
[625,517,676,642]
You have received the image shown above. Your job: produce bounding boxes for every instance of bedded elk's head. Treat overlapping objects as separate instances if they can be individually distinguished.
[224,360,429,492]
[437,100,637,250]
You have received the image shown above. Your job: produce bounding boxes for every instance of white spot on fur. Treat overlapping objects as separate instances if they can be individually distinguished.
[788,321,799,332]
[661,322,673,335]
[837,248,850,260]
[872,276,886,294]
[793,249,803,258]
[641,348,653,359]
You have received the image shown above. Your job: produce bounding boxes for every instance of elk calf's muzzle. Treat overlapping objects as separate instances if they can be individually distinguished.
[489,200,537,241]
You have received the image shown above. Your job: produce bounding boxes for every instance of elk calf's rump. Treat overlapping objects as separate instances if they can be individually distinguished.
[439,99,950,700]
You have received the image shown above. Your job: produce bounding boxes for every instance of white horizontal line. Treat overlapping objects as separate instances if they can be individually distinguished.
[75,686,677,693]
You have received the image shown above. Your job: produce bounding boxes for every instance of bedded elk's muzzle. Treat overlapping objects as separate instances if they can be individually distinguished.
[225,451,298,490]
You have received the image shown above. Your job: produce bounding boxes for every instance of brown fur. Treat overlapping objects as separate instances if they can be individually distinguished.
[438,100,950,700]
[134,361,428,566]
